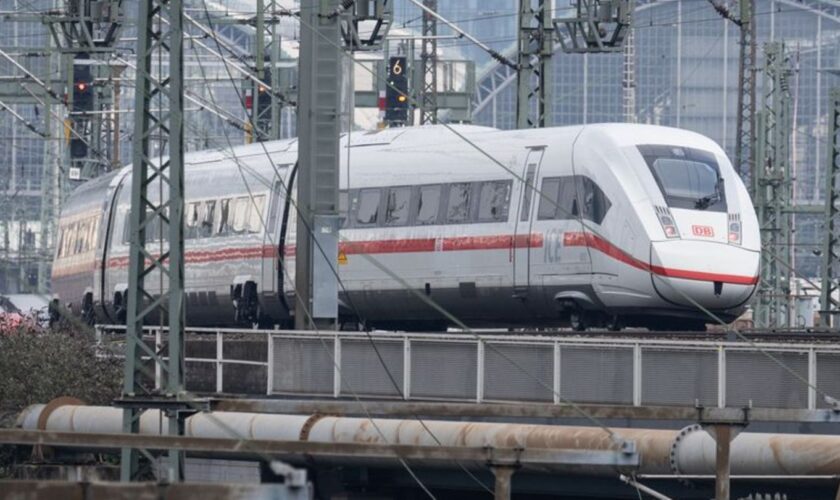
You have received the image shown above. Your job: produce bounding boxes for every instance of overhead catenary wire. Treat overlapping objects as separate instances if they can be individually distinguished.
[175,7,840,484]
[28,2,832,494]
[267,0,840,413]
[197,0,638,454]
[184,12,447,496]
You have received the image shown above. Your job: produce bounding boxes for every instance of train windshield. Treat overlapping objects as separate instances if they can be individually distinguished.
[637,145,727,212]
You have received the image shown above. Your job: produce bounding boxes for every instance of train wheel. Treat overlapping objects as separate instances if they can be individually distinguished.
[606,314,623,332]
[569,310,587,332]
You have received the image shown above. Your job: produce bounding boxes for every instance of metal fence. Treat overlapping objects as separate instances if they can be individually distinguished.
[96,326,840,410]
[269,331,840,410]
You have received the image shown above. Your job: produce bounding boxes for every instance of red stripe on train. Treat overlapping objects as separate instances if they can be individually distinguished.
[107,233,544,268]
[563,231,758,286]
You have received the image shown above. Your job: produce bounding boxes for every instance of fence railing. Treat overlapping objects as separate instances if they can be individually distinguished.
[95,326,840,410]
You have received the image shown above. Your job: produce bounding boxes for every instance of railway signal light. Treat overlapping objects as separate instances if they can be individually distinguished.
[385,56,409,125]
[72,59,93,113]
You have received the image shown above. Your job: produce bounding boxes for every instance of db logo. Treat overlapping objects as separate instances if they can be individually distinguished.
[692,225,714,237]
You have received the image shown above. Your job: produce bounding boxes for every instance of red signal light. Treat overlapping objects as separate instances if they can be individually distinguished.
[75,82,88,92]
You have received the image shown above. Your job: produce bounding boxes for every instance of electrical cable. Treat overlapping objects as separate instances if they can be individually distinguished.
[267,0,840,410]
[185,25,448,497]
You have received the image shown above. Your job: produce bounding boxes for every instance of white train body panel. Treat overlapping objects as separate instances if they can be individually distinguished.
[52,124,759,329]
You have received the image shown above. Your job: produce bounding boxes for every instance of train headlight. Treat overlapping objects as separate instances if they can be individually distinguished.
[655,206,680,239]
[728,214,742,245]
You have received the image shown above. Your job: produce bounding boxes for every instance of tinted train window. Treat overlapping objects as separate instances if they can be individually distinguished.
[385,186,411,226]
[637,144,727,212]
[578,177,611,224]
[520,165,537,222]
[415,185,441,225]
[538,176,610,224]
[477,180,511,222]
[446,183,472,223]
[339,190,349,228]
[217,199,231,235]
[538,178,561,220]
[186,202,201,239]
[201,201,215,238]
[231,197,250,234]
[247,194,266,233]
[355,188,381,226]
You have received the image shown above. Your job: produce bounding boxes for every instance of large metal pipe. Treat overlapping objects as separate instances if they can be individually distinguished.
[16,404,840,476]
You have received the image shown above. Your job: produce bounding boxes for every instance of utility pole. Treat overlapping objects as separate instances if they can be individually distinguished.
[119,0,187,482]
[820,88,840,328]
[419,0,438,125]
[753,42,793,329]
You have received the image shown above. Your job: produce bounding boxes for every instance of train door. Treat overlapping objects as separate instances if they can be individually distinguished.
[94,177,125,322]
[512,146,545,297]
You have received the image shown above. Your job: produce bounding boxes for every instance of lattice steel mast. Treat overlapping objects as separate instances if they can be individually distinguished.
[419,0,438,125]
[252,0,282,141]
[621,4,636,123]
[736,0,757,185]
[820,89,840,328]
[120,0,187,481]
[513,0,632,129]
[516,0,553,129]
[753,42,793,328]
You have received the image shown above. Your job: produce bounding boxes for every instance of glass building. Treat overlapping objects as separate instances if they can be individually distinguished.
[3,0,840,294]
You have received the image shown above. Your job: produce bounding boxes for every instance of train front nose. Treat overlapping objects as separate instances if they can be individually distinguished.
[649,240,759,313]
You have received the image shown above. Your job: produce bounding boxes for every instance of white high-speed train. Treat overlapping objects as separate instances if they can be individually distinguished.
[51,124,760,331]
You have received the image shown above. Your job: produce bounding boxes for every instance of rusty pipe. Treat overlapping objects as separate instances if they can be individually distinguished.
[16,404,840,476]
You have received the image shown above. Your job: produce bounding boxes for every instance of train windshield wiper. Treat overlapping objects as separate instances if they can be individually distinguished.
[694,178,723,210]
[694,193,718,210]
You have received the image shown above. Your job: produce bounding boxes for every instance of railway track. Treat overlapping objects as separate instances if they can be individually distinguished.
[486,328,840,343]
[96,324,840,344]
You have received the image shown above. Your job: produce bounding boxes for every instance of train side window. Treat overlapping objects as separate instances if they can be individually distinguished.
[123,214,130,244]
[446,182,472,223]
[56,228,64,258]
[339,190,349,228]
[578,177,611,224]
[267,181,283,232]
[477,180,511,222]
[415,185,441,225]
[247,195,266,233]
[201,201,215,238]
[61,224,71,256]
[186,202,201,239]
[384,186,411,226]
[355,188,381,226]
[537,178,561,220]
[520,165,537,222]
[69,223,79,256]
[231,196,250,234]
[75,221,86,254]
[216,199,231,235]
[560,177,579,219]
[92,217,100,251]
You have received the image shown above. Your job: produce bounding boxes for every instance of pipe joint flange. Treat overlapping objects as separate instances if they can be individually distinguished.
[298,413,336,441]
[669,423,702,484]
